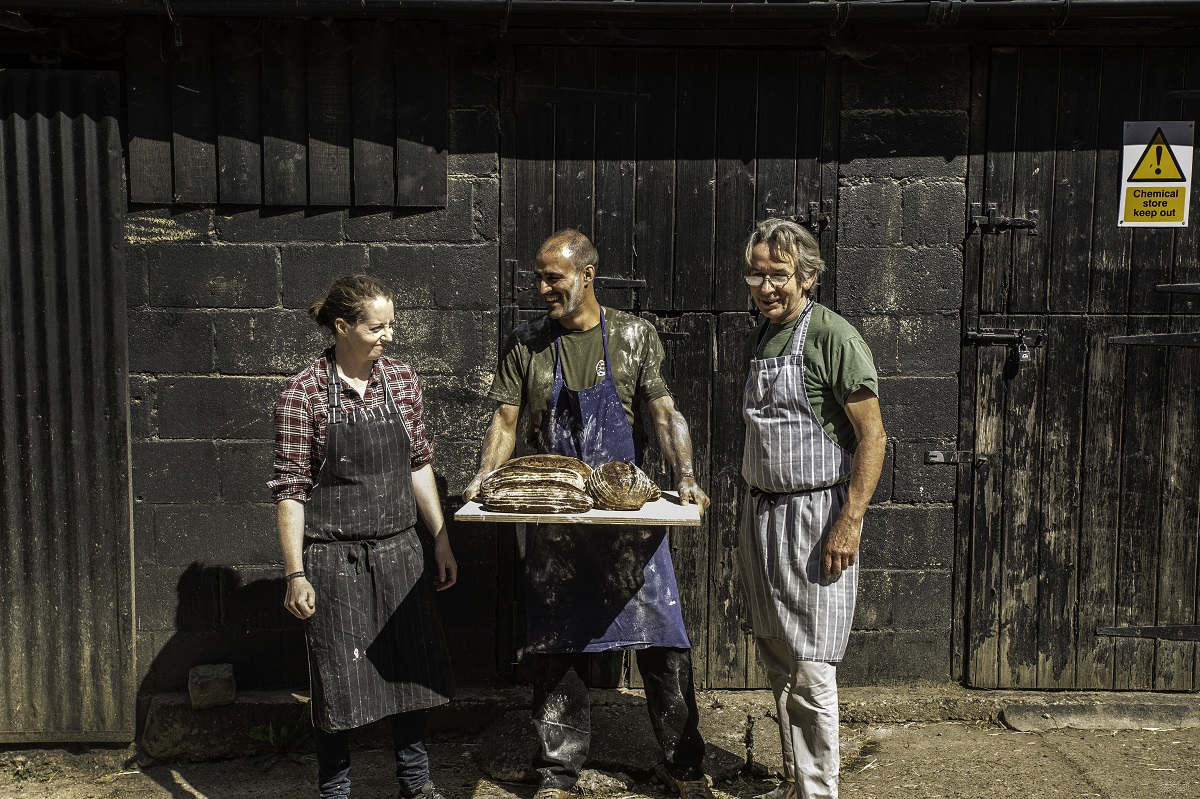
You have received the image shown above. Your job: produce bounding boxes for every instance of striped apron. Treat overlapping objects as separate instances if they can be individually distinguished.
[303,356,453,732]
[738,301,857,663]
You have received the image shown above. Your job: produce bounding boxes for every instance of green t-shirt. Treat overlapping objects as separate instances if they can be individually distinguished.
[745,301,879,450]
[488,307,672,449]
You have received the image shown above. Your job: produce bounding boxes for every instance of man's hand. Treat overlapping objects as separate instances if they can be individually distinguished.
[677,476,711,516]
[822,512,862,579]
[284,577,316,620]
[432,536,458,591]
[462,473,486,503]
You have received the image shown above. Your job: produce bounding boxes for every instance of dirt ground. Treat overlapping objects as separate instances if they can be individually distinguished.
[3,721,1200,799]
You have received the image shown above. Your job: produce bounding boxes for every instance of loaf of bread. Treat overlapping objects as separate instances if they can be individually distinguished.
[586,461,662,511]
[480,455,594,514]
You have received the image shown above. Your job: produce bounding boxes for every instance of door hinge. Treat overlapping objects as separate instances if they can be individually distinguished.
[1096,624,1200,641]
[1109,332,1200,348]
[970,203,1038,235]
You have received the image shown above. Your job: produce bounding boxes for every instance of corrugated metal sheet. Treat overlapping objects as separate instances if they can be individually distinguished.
[0,70,133,742]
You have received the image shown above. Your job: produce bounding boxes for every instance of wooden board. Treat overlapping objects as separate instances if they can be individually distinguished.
[454,491,701,527]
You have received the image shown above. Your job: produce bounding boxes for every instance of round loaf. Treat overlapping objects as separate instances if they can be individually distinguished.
[586,461,662,511]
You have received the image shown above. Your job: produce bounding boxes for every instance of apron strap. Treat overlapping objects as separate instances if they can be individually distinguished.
[325,350,400,418]
[552,308,613,384]
[324,351,343,423]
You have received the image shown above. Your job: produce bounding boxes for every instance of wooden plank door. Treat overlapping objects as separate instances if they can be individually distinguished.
[0,71,133,741]
[963,46,1200,690]
[501,45,835,689]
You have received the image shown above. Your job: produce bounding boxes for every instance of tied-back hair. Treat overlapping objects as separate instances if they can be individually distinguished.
[744,217,826,284]
[539,228,600,273]
[309,274,393,332]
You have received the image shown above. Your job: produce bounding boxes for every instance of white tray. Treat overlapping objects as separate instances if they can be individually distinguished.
[453,490,702,527]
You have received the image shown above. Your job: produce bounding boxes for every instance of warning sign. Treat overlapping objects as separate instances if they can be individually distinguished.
[1127,128,1187,182]
[1119,121,1193,227]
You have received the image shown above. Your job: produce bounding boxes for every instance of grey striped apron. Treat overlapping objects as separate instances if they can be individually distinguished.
[738,301,858,663]
[303,355,453,732]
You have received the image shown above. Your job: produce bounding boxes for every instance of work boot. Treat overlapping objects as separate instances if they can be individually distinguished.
[753,782,796,799]
[534,787,571,799]
[655,764,715,799]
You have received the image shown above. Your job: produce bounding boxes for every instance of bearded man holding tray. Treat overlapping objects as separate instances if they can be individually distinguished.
[462,229,714,799]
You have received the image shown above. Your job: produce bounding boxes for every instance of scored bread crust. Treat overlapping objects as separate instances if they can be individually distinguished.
[586,461,662,511]
[502,454,592,479]
[479,455,594,514]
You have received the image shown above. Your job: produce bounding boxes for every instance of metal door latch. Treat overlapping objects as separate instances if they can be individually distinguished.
[805,200,833,235]
[964,328,1045,374]
[924,450,974,465]
[970,203,1039,235]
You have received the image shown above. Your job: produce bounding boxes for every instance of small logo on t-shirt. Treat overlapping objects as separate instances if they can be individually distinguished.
[595,359,607,378]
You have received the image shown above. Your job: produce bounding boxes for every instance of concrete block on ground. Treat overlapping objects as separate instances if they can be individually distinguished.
[1001,695,1200,731]
[837,683,1003,724]
[142,690,310,760]
[189,663,237,710]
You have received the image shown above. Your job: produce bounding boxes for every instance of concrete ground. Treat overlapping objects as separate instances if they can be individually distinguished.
[3,685,1200,799]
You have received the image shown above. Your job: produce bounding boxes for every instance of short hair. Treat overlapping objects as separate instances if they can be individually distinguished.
[308,274,393,331]
[743,217,826,283]
[538,228,599,273]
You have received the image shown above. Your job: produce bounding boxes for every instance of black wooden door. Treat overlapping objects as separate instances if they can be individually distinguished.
[0,71,133,740]
[962,47,1200,690]
[501,45,837,689]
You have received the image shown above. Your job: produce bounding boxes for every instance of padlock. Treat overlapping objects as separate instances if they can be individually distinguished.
[1017,342,1032,364]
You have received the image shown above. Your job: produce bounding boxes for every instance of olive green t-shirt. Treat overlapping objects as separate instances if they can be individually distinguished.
[745,301,879,450]
[488,308,672,450]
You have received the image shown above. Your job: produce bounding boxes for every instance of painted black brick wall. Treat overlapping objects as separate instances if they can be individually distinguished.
[129,25,502,697]
[835,45,969,685]
[126,31,971,697]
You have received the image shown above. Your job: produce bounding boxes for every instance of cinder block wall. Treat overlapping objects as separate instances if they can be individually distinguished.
[126,27,503,697]
[836,46,970,683]
[124,32,972,698]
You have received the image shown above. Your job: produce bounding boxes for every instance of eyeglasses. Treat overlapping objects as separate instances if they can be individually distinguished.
[744,271,795,288]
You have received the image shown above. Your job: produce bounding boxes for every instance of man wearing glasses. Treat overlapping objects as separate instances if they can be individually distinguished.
[738,217,887,799]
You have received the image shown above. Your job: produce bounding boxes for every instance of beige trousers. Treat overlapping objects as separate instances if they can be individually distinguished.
[756,637,840,799]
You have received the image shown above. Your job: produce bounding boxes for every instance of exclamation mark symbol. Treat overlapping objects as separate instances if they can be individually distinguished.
[1156,145,1162,175]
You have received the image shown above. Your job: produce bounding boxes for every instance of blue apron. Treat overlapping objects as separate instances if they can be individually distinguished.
[525,310,691,653]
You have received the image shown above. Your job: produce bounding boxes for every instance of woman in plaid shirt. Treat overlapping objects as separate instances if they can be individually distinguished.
[269,274,456,799]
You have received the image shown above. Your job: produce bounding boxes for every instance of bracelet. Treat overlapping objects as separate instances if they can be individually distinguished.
[679,471,695,480]
[284,571,306,581]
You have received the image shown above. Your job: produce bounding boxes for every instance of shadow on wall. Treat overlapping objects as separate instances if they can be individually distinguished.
[138,562,309,732]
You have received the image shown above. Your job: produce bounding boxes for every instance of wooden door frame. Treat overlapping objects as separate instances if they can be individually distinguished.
[953,45,990,685]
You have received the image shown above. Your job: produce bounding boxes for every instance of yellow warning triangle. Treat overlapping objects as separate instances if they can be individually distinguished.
[1128,128,1187,182]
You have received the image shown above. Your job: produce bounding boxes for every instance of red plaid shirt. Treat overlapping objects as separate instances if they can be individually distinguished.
[268,350,434,503]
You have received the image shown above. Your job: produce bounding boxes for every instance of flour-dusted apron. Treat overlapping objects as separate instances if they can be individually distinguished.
[525,310,691,653]
[303,354,453,732]
[737,301,858,663]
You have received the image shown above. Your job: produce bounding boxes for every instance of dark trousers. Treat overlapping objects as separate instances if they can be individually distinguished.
[529,647,706,789]
[313,709,430,799]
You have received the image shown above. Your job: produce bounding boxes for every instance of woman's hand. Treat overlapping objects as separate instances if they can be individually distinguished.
[284,577,316,619]
[432,535,458,591]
